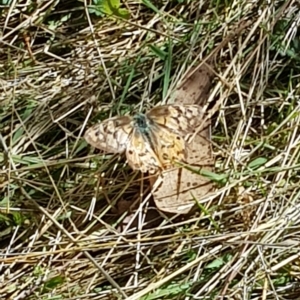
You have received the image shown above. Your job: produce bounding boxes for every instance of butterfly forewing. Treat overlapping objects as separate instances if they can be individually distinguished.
[147,105,203,138]
[84,116,133,153]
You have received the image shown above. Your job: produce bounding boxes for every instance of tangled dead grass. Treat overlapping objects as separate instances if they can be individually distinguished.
[1,0,300,299]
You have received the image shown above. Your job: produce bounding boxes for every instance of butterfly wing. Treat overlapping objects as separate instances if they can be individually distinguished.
[125,127,163,173]
[85,115,162,173]
[146,105,203,167]
[84,116,133,153]
[147,105,203,137]
[147,122,187,167]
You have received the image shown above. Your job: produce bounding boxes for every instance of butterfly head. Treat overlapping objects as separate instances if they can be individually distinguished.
[133,113,153,135]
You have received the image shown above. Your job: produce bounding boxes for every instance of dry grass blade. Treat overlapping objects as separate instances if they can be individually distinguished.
[1,1,300,299]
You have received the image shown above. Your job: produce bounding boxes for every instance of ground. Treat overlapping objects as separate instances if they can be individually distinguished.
[1,1,300,299]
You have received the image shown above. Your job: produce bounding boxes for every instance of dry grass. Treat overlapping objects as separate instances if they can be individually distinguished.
[1,0,300,299]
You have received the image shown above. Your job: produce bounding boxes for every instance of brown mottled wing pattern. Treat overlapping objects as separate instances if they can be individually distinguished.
[125,105,202,173]
[85,115,161,172]
[84,116,132,153]
[151,129,214,214]
[125,127,162,173]
[148,105,204,138]
[85,105,205,174]
[150,68,215,214]
[151,124,186,168]
[146,105,204,169]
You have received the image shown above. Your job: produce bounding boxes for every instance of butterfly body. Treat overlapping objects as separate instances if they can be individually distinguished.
[133,113,151,133]
[85,105,204,173]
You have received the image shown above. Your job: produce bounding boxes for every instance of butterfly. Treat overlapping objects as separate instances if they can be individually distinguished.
[84,105,204,173]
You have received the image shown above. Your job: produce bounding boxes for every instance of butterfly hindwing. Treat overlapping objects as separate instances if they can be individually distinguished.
[125,128,162,173]
[146,120,187,168]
